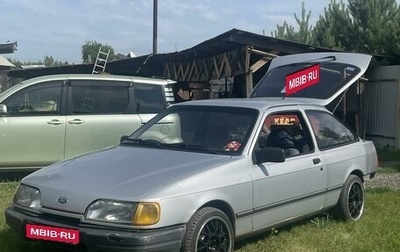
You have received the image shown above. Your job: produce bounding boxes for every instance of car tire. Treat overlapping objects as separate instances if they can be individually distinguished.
[334,174,364,221]
[182,207,234,252]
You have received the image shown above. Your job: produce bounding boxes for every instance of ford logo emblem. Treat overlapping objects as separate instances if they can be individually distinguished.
[57,197,69,204]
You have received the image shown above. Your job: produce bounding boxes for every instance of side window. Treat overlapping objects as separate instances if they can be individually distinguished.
[71,84,129,114]
[257,111,315,157]
[134,83,166,113]
[306,110,357,150]
[3,82,62,116]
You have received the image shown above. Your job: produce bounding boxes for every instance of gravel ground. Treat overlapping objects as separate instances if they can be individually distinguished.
[364,172,400,190]
[364,161,400,190]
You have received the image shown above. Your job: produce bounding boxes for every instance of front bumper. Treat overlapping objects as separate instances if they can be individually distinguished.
[5,206,185,252]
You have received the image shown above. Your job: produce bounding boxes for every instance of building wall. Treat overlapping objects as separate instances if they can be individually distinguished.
[364,65,400,150]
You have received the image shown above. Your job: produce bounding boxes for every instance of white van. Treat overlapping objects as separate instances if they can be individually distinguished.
[0,74,176,171]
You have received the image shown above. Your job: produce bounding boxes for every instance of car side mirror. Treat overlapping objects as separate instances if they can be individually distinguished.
[0,104,7,115]
[120,135,129,144]
[254,147,286,164]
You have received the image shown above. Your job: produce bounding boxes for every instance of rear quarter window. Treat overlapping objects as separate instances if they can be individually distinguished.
[134,83,166,113]
[306,110,358,150]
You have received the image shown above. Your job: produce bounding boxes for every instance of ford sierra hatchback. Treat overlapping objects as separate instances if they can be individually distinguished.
[5,53,378,251]
[0,74,175,171]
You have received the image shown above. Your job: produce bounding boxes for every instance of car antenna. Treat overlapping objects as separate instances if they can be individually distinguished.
[281,86,286,100]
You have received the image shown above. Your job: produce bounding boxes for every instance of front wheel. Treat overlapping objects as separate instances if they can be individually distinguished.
[182,207,234,252]
[334,174,365,221]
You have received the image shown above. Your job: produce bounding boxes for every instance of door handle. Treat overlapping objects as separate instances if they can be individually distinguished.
[313,158,321,165]
[47,119,64,125]
[68,119,84,125]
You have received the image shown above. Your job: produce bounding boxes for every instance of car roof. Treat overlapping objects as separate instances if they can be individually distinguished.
[0,74,176,100]
[174,97,323,112]
[24,74,175,85]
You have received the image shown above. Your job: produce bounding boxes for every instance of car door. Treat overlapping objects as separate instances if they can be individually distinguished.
[0,81,66,169]
[64,79,142,159]
[305,109,362,207]
[251,108,326,230]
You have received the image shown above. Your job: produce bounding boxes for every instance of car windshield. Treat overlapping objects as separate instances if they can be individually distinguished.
[250,61,362,99]
[123,105,259,155]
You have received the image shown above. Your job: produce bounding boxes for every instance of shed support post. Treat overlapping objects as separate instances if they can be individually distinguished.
[245,46,253,96]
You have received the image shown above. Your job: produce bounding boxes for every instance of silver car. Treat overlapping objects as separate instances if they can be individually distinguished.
[5,53,377,252]
[0,74,175,171]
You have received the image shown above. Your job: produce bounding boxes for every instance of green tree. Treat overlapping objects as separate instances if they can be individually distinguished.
[81,40,115,63]
[271,2,314,44]
[7,57,70,68]
[43,56,70,67]
[312,0,350,50]
[274,0,400,64]
[347,0,400,63]
[7,58,22,68]
[313,0,400,63]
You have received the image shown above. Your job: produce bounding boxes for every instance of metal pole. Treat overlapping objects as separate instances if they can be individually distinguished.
[153,0,158,55]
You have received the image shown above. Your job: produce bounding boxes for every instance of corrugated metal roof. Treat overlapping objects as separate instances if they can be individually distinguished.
[0,41,17,54]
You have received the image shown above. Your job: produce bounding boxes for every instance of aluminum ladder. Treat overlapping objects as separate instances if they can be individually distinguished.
[92,47,110,74]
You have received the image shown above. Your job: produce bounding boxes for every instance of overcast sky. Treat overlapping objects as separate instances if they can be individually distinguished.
[1,0,344,63]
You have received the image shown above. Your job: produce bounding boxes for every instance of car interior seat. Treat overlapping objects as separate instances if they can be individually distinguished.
[266,126,300,157]
[206,126,230,149]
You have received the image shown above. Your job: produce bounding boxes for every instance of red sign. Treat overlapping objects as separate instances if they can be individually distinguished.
[26,223,80,245]
[285,64,320,96]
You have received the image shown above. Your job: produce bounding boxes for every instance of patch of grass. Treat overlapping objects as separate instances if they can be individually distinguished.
[378,166,400,174]
[1,183,400,252]
[0,182,18,229]
[0,182,71,252]
[377,149,400,162]
[236,189,400,252]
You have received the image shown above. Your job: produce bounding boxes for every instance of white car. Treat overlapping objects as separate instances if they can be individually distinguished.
[5,53,377,252]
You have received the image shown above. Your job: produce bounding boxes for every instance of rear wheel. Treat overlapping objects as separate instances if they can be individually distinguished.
[182,207,234,252]
[335,174,364,221]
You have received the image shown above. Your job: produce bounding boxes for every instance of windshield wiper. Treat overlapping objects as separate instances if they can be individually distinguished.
[166,143,221,154]
[121,138,164,148]
[122,140,222,154]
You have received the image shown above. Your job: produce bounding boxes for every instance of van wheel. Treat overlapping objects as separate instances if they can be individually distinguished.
[335,175,364,221]
[182,207,234,252]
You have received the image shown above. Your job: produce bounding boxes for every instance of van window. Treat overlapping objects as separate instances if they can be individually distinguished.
[3,82,62,115]
[72,85,129,114]
[134,83,165,113]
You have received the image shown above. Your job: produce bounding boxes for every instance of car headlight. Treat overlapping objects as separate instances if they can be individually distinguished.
[85,200,160,226]
[13,184,41,209]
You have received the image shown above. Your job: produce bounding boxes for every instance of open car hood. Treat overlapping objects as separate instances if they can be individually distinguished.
[249,52,372,106]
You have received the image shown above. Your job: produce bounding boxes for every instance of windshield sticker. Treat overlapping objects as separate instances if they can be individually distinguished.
[285,64,320,96]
